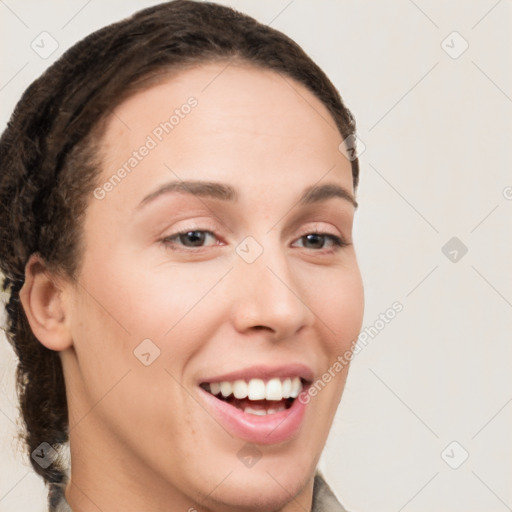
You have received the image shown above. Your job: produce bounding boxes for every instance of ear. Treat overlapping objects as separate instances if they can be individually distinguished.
[19,254,73,351]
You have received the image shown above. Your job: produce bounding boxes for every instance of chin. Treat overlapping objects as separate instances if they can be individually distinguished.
[202,468,312,512]
[186,447,317,512]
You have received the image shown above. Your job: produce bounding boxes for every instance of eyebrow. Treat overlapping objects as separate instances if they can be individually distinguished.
[300,182,358,208]
[138,180,357,209]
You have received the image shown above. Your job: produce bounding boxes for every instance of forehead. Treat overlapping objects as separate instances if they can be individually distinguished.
[93,62,352,210]
[105,61,339,128]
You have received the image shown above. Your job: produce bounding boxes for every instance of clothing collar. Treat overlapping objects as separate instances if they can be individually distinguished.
[312,472,349,512]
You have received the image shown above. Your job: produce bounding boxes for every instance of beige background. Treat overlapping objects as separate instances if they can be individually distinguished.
[1,1,511,510]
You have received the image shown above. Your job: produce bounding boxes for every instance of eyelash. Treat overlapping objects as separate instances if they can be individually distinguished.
[160,229,350,253]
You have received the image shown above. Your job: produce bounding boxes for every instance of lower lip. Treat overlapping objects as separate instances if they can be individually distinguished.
[199,387,309,445]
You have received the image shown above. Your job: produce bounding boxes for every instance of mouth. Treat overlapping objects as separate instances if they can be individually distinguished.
[200,376,305,416]
[198,363,315,445]
[197,368,312,444]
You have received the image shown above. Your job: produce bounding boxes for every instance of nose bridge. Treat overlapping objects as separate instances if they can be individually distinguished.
[229,235,313,336]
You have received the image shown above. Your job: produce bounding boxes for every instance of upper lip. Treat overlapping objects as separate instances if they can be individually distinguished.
[199,364,314,385]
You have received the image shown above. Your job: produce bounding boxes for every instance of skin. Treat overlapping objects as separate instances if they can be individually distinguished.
[21,62,364,512]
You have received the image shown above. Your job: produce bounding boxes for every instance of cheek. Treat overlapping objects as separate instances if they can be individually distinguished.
[300,261,364,348]
[69,243,240,411]
[79,250,195,330]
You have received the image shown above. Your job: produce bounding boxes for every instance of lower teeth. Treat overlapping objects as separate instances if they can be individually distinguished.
[244,406,286,416]
[210,392,291,415]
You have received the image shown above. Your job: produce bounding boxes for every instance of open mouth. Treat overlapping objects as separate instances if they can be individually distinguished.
[200,377,306,416]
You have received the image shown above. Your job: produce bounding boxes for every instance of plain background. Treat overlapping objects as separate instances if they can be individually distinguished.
[1,1,511,511]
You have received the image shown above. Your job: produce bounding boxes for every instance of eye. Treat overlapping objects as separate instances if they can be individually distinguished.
[161,230,219,249]
[159,229,349,253]
[292,232,349,251]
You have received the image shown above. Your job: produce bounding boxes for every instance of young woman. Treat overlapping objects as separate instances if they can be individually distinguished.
[0,1,364,510]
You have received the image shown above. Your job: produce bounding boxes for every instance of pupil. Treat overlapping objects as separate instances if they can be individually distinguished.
[181,230,205,247]
[305,233,323,249]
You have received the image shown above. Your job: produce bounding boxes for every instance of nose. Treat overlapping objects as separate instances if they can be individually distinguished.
[228,241,315,340]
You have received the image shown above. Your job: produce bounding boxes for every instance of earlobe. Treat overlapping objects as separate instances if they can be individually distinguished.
[19,254,73,351]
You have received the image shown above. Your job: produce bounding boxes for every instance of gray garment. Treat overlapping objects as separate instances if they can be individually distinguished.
[50,472,347,512]
[312,473,349,512]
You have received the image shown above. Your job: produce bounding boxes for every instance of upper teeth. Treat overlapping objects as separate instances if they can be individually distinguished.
[209,377,303,401]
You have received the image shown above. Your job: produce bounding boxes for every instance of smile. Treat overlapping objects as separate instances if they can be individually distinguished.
[201,377,303,416]
[198,366,312,444]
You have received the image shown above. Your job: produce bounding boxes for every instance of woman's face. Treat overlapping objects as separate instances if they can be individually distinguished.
[62,62,364,511]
